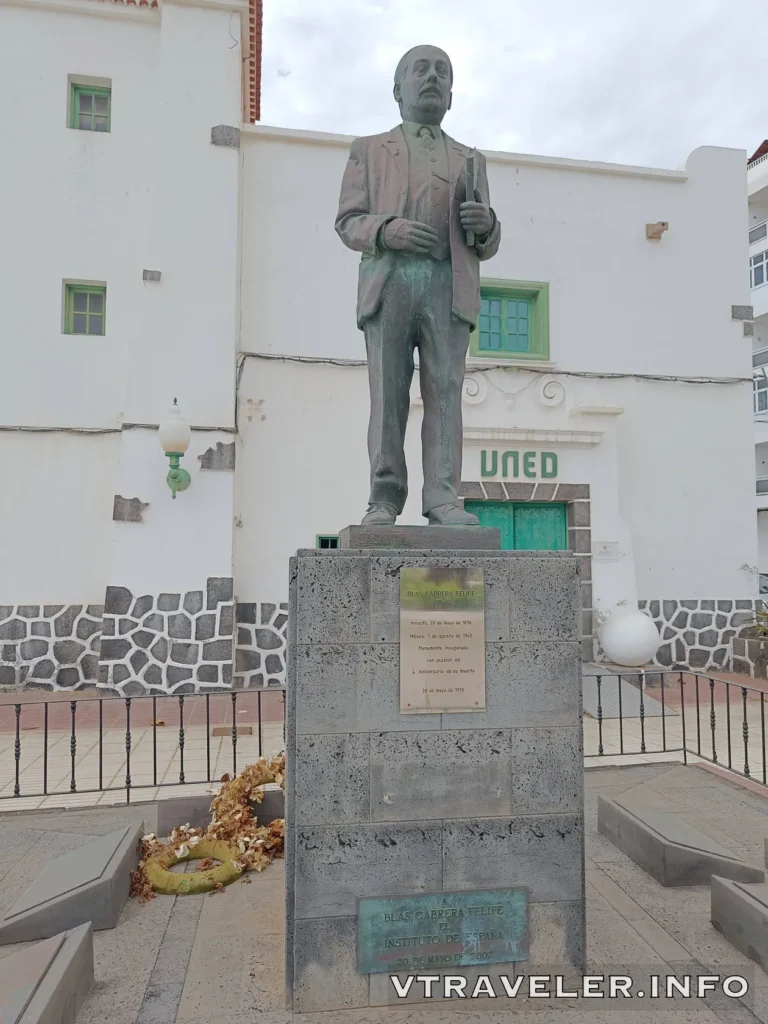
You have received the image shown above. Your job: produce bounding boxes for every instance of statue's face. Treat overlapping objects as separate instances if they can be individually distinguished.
[394,46,452,125]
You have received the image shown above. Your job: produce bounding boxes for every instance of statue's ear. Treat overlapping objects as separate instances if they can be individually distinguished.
[393,82,401,105]
[447,91,453,112]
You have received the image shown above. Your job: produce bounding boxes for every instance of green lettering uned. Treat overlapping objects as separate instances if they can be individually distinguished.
[502,451,519,478]
[480,450,497,477]
[541,452,557,478]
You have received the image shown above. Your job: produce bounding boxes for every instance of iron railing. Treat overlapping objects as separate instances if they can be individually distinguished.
[3,670,768,805]
[0,687,286,804]
[585,669,768,787]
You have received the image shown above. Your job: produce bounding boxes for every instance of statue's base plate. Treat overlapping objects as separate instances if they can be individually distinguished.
[338,525,501,550]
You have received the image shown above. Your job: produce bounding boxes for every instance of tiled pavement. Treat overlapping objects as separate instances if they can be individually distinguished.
[1,762,768,1021]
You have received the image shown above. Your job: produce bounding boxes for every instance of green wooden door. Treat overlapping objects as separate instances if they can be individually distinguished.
[464,501,567,551]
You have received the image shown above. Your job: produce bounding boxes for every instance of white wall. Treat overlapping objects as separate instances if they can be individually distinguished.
[236,130,755,606]
[242,131,750,380]
[234,358,756,605]
[0,431,118,603]
[109,428,234,594]
[0,0,241,430]
[0,0,242,603]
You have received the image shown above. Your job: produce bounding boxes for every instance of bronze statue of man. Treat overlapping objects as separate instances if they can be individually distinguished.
[336,44,501,526]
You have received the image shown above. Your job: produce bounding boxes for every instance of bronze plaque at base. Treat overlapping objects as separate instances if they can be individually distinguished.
[399,567,485,714]
[357,887,529,974]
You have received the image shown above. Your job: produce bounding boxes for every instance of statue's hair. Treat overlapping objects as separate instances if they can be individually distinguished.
[394,45,453,88]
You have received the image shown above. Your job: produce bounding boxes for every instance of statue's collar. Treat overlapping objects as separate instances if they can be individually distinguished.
[401,121,443,141]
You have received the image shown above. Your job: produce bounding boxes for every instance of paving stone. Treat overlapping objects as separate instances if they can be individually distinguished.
[0,824,142,943]
[0,922,93,1024]
[183,591,204,615]
[168,613,192,639]
[206,577,233,609]
[598,795,765,886]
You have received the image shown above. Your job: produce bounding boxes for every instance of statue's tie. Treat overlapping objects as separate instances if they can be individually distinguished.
[418,125,435,152]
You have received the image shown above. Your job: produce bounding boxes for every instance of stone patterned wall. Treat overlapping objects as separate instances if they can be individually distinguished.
[234,602,288,688]
[0,605,103,689]
[99,578,235,695]
[637,598,759,671]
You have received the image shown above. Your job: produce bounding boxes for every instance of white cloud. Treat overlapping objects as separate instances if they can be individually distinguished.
[261,0,766,168]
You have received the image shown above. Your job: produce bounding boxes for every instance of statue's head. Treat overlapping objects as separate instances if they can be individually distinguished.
[393,45,453,126]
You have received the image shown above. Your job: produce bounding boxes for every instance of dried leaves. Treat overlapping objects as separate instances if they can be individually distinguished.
[130,753,286,901]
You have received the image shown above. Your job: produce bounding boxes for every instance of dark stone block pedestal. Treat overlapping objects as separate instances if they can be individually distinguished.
[285,547,586,1013]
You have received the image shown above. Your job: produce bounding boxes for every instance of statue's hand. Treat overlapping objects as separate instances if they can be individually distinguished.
[383,219,440,253]
[460,190,493,239]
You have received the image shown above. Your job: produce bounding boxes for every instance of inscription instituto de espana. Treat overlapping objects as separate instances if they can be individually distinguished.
[399,567,485,714]
[357,888,529,974]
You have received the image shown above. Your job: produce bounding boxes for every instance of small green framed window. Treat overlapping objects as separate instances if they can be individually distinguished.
[65,285,106,336]
[316,535,340,550]
[471,280,549,361]
[70,85,111,132]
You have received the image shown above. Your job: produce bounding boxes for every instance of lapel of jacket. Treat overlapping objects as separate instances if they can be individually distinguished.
[382,125,408,187]
[444,133,467,198]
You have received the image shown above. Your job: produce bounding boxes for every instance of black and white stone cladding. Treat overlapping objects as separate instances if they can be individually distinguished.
[98,577,235,696]
[637,598,760,671]
[234,602,288,688]
[0,604,103,690]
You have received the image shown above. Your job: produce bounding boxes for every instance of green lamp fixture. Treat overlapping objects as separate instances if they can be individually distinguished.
[159,398,191,499]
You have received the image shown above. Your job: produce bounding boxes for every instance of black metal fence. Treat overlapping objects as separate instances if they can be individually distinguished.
[586,669,768,786]
[0,688,286,804]
[2,669,767,806]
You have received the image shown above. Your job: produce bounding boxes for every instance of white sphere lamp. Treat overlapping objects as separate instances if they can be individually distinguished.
[599,608,660,668]
[158,398,191,499]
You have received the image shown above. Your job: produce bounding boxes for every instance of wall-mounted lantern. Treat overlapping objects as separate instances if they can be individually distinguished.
[158,399,191,499]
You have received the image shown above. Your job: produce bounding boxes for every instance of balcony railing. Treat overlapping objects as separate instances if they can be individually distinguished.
[750,152,768,170]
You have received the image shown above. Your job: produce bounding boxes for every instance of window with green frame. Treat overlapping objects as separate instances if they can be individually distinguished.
[316,535,340,549]
[471,280,549,361]
[70,84,111,132]
[65,285,106,336]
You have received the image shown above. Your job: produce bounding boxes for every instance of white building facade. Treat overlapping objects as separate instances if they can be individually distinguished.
[0,0,759,694]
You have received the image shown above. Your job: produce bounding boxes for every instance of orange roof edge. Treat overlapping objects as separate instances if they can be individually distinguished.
[749,140,768,165]
[245,0,263,123]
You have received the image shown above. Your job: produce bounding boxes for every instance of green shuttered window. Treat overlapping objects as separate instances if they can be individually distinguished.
[70,85,111,132]
[65,285,106,336]
[472,280,549,361]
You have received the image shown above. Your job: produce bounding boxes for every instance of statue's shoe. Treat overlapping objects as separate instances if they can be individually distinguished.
[426,503,480,526]
[361,503,398,526]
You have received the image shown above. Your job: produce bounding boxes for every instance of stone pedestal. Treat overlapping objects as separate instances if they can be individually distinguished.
[285,545,586,1013]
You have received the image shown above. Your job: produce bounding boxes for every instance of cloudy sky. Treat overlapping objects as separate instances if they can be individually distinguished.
[261,0,767,169]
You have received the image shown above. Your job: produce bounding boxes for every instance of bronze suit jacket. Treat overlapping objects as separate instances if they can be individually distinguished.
[335,125,501,329]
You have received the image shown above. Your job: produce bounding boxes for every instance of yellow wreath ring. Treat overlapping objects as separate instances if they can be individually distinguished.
[143,838,243,895]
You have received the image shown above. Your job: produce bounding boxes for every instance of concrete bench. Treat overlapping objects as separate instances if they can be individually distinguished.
[0,823,142,945]
[0,922,93,1024]
[711,876,768,969]
[598,795,765,886]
